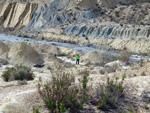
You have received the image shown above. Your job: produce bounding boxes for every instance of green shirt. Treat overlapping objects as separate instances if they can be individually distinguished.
[76,56,80,60]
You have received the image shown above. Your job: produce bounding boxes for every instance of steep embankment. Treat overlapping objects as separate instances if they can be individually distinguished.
[0,1,36,30]
[1,0,150,30]
[0,0,98,30]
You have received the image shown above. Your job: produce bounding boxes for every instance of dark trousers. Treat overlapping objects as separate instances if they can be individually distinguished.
[76,59,79,64]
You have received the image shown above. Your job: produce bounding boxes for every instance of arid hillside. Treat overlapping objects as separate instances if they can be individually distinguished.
[1,1,150,113]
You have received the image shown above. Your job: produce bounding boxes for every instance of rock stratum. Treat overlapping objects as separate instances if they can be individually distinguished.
[1,0,150,53]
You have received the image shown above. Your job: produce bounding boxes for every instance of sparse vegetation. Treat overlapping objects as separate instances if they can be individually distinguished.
[0,59,9,65]
[57,53,68,57]
[38,65,90,113]
[139,59,144,67]
[2,66,34,82]
[33,105,42,113]
[104,63,119,73]
[118,51,131,65]
[141,71,146,76]
[99,69,105,74]
[92,74,126,109]
[54,54,57,57]
[78,68,90,76]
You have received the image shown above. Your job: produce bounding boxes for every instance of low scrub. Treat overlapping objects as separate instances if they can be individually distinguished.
[2,66,34,82]
[37,64,135,112]
[118,51,130,65]
[92,74,126,110]
[105,63,119,73]
[0,59,9,65]
[38,65,90,113]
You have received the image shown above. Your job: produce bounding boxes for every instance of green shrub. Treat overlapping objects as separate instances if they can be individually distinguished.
[2,66,34,82]
[33,105,42,113]
[94,74,126,109]
[38,65,90,113]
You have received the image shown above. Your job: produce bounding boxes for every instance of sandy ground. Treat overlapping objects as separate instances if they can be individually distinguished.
[0,56,150,113]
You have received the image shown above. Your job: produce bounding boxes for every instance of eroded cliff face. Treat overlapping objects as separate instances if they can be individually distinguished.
[0,1,36,29]
[1,0,150,30]
[64,23,150,39]
[98,0,150,8]
[0,0,98,30]
[1,0,150,54]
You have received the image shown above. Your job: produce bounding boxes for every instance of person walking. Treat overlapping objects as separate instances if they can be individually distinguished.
[76,55,80,65]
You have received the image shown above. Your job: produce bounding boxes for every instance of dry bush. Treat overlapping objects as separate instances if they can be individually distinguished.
[118,51,131,65]
[0,59,9,65]
[104,63,119,73]
[2,66,34,82]
[99,69,105,74]
[78,68,90,76]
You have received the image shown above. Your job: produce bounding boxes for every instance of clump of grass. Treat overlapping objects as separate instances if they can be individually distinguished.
[2,66,34,82]
[38,64,90,113]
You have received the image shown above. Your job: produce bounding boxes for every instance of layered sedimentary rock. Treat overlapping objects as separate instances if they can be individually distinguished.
[98,0,150,8]
[1,0,150,54]
[0,1,36,29]
[0,0,97,29]
[64,23,150,39]
[1,0,150,29]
